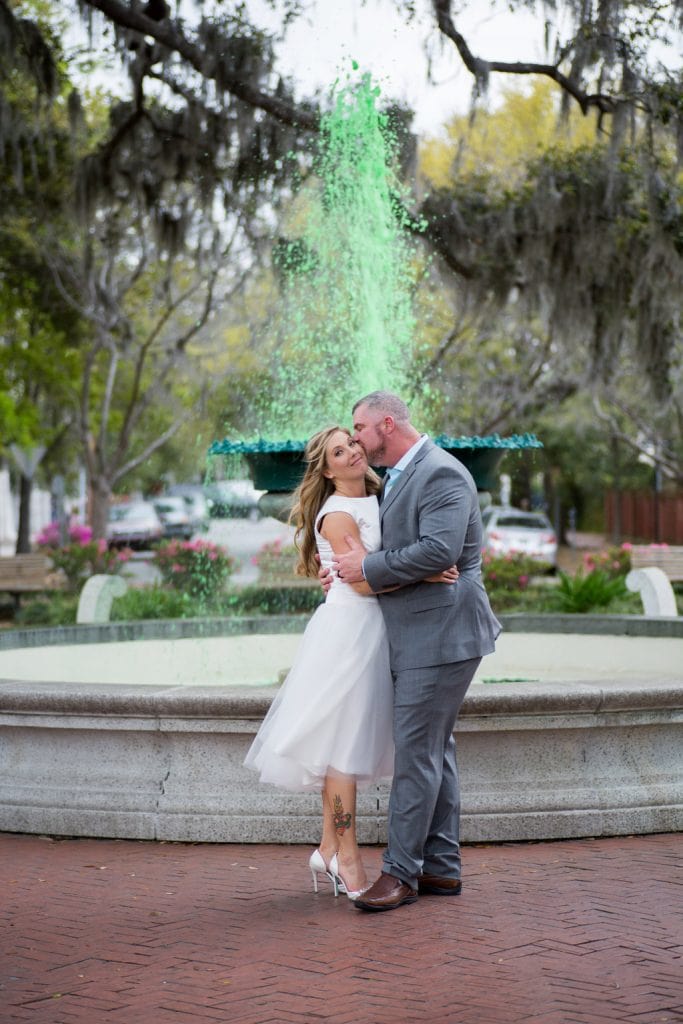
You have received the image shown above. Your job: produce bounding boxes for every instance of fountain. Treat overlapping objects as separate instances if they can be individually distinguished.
[0,74,680,845]
[207,72,541,508]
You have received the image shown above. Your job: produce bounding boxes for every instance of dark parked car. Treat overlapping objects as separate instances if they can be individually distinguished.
[107,501,163,550]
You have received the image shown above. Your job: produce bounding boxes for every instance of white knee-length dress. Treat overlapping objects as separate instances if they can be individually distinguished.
[243,494,394,791]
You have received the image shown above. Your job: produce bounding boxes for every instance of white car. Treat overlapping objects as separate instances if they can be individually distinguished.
[482,506,557,568]
[107,501,163,550]
[167,485,210,532]
[152,496,193,540]
[204,479,264,520]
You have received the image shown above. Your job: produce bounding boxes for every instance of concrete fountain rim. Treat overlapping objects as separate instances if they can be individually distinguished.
[1,612,681,654]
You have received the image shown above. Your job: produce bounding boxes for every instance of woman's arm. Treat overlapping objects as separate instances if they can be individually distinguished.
[321,513,458,594]
[320,511,374,595]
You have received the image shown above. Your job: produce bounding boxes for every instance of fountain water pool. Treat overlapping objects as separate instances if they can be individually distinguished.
[1,615,681,845]
[0,628,680,686]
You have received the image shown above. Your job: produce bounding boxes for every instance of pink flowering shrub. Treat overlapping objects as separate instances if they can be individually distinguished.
[481,551,551,592]
[36,522,130,592]
[153,539,235,601]
[36,522,94,547]
[251,538,298,581]
[583,542,633,579]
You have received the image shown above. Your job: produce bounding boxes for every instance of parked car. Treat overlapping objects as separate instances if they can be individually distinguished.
[204,479,264,519]
[152,496,193,540]
[106,501,163,550]
[167,485,210,532]
[482,506,558,568]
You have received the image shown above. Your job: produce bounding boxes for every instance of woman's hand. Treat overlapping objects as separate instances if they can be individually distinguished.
[425,564,459,584]
[316,554,334,595]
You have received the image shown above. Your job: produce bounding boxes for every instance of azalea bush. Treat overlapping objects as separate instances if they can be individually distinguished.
[481,551,551,592]
[153,538,235,602]
[582,542,632,578]
[252,538,298,581]
[36,522,131,592]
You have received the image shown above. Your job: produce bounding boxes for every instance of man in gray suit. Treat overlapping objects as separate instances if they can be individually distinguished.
[333,391,501,911]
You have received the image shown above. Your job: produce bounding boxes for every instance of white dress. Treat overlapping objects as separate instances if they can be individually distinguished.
[244,494,394,791]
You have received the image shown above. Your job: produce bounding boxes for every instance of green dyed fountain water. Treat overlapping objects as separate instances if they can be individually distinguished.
[210,72,539,495]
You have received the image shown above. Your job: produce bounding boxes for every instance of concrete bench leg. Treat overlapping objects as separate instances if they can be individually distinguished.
[626,567,678,617]
[77,574,128,624]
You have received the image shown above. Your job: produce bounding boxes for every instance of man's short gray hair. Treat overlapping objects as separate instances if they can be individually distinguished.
[352,391,411,423]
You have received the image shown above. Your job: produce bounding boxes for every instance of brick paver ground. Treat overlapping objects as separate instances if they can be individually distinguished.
[1,832,680,1024]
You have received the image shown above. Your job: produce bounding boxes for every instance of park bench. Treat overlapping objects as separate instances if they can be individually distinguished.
[630,545,683,582]
[626,545,682,617]
[0,554,64,607]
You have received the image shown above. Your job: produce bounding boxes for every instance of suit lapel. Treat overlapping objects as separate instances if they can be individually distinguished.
[378,440,434,523]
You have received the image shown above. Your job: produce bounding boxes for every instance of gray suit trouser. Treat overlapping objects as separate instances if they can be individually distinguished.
[383,657,481,888]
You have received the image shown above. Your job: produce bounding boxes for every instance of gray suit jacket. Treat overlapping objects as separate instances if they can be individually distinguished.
[363,440,502,671]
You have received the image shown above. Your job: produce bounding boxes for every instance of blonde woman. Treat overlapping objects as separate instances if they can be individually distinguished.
[244,426,457,899]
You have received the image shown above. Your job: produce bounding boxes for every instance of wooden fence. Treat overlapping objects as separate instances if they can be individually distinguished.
[605,490,683,544]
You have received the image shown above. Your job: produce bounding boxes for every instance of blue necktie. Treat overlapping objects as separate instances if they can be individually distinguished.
[383,467,402,499]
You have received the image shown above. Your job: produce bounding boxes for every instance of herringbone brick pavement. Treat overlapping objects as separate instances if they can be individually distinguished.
[0,833,680,1024]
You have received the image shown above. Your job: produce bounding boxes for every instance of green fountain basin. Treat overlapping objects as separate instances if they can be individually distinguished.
[208,434,542,493]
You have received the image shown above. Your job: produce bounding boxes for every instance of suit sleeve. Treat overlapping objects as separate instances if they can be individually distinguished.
[363,465,469,590]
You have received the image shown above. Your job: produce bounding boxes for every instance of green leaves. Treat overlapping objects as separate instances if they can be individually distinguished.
[555,569,628,614]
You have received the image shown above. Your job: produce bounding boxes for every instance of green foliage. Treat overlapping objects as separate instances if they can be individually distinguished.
[221,583,322,616]
[47,542,128,593]
[554,569,628,614]
[152,539,236,602]
[110,586,195,622]
[14,593,78,627]
[481,552,556,613]
[482,552,551,592]
[110,582,322,620]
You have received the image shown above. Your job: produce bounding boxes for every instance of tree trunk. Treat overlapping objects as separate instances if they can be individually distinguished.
[611,435,621,545]
[89,477,112,541]
[15,474,32,554]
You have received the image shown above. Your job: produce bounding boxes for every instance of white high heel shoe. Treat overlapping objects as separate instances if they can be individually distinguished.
[309,848,336,893]
[329,854,366,902]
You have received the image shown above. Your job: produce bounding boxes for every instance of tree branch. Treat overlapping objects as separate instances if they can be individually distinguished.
[112,416,186,483]
[80,0,319,131]
[592,395,681,482]
[433,0,618,116]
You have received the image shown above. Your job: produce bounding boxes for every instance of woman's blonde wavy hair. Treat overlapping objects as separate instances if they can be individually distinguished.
[289,425,381,578]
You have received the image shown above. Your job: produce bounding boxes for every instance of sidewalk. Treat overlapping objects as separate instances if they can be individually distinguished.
[1,832,680,1024]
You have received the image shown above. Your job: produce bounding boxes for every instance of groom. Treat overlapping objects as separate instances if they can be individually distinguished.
[333,391,501,911]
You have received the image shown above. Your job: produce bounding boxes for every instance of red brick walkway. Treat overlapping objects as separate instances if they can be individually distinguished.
[1,833,681,1024]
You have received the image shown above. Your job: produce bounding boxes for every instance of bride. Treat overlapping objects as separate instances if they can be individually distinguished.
[244,426,457,899]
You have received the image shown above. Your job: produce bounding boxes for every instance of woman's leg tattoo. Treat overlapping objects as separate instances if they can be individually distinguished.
[333,794,352,835]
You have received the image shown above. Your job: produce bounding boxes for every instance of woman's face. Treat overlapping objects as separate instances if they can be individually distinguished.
[323,430,368,482]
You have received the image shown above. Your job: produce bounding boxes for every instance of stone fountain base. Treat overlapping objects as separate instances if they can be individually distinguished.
[0,616,681,844]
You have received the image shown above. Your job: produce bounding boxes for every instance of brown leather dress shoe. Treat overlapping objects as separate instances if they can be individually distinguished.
[417,873,462,896]
[354,872,418,912]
